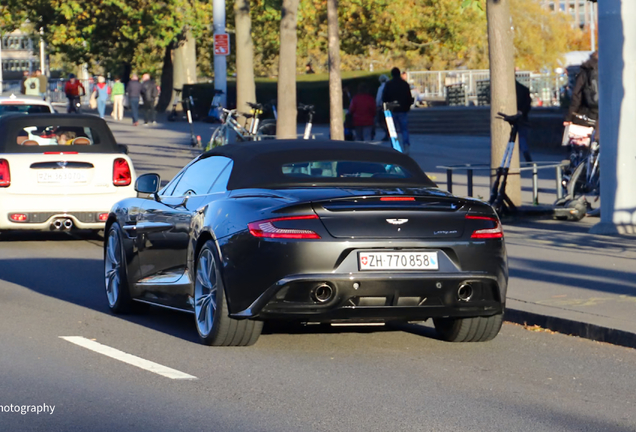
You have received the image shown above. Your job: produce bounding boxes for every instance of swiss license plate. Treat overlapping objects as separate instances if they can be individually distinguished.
[358,251,439,271]
[37,171,88,184]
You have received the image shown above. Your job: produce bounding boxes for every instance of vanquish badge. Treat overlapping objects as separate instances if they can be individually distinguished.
[386,219,408,225]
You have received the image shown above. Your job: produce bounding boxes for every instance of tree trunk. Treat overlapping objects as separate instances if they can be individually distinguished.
[487,0,520,205]
[172,29,198,112]
[277,0,300,139]
[328,0,344,140]
[157,44,174,113]
[234,0,257,125]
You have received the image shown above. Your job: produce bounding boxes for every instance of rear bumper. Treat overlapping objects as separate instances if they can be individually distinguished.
[0,190,134,230]
[231,272,504,322]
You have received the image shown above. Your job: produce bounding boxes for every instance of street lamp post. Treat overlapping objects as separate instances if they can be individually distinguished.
[591,0,636,235]
[213,0,227,107]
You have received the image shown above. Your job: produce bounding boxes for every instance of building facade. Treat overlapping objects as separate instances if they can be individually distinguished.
[541,1,599,29]
[1,30,40,81]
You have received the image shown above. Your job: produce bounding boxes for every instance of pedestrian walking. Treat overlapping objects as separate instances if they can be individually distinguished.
[127,74,142,126]
[375,74,389,141]
[141,73,159,125]
[565,51,599,125]
[64,74,86,113]
[24,73,40,97]
[20,71,29,94]
[93,76,111,119]
[36,70,48,101]
[111,76,125,121]
[383,67,414,152]
[349,83,376,142]
[516,80,533,162]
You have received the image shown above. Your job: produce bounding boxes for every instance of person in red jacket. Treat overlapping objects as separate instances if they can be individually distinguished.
[64,74,86,113]
[348,83,376,142]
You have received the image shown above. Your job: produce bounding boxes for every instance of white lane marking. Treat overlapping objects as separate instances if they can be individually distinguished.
[60,336,197,380]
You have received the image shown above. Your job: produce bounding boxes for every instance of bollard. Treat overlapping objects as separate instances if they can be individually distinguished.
[467,169,473,197]
[556,165,564,200]
[446,169,453,194]
[532,163,539,205]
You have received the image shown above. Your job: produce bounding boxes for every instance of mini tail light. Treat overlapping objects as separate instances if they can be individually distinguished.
[248,214,321,239]
[466,215,504,239]
[44,152,79,155]
[113,158,131,186]
[0,159,10,187]
[10,213,27,222]
[98,213,109,222]
[380,197,415,201]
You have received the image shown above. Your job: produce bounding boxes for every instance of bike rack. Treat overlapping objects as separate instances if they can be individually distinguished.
[437,161,569,205]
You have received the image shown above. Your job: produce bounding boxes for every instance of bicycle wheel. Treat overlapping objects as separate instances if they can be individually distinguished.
[207,126,227,151]
[568,159,600,217]
[256,120,277,140]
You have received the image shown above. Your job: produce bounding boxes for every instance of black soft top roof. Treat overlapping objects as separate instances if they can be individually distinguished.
[0,114,119,153]
[201,140,436,190]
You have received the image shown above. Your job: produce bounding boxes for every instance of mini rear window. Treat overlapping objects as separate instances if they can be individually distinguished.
[0,104,51,116]
[16,125,101,147]
[282,160,411,179]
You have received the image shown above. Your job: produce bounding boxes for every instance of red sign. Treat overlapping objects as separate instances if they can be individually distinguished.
[214,34,230,56]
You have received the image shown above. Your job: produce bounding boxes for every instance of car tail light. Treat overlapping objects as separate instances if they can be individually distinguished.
[44,152,78,155]
[0,159,10,187]
[248,214,321,239]
[10,213,27,222]
[113,158,131,186]
[380,197,415,201]
[98,213,109,222]
[466,215,503,239]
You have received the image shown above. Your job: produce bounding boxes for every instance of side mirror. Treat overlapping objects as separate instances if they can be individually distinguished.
[135,173,160,195]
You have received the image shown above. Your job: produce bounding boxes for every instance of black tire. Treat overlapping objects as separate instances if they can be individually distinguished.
[433,313,503,342]
[194,240,263,346]
[256,120,277,140]
[568,159,600,217]
[104,222,139,314]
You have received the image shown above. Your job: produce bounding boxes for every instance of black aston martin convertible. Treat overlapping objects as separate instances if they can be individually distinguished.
[104,140,508,346]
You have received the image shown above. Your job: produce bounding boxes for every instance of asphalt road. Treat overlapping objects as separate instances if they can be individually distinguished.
[1,120,636,431]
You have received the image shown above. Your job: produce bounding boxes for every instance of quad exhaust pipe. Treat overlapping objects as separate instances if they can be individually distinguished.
[51,218,73,231]
[312,284,335,304]
[457,283,474,302]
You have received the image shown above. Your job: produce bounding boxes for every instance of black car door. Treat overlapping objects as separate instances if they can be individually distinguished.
[135,156,232,308]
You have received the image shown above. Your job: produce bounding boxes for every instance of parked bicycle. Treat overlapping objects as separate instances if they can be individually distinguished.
[252,102,315,140]
[205,102,270,151]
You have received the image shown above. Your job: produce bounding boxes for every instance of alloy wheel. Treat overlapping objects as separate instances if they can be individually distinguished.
[105,229,121,307]
[195,249,218,337]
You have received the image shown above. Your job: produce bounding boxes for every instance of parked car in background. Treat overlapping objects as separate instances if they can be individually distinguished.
[0,114,136,233]
[0,94,55,118]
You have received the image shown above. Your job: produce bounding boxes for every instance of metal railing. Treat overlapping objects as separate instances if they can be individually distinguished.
[407,70,567,107]
[436,162,568,205]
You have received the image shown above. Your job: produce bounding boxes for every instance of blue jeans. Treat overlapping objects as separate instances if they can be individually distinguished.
[392,112,410,146]
[129,97,140,123]
[355,126,373,141]
[97,99,107,118]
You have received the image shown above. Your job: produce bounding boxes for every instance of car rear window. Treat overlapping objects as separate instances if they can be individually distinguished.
[16,125,102,147]
[0,104,52,116]
[282,160,411,179]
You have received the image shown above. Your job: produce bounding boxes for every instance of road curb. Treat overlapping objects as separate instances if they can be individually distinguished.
[505,308,636,350]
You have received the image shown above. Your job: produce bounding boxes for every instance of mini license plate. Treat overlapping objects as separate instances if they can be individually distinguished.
[358,251,439,271]
[37,171,88,184]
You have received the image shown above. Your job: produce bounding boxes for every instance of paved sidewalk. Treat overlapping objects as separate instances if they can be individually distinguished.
[105,117,636,349]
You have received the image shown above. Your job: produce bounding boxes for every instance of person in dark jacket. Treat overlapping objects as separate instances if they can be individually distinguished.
[565,51,598,124]
[126,74,142,126]
[516,80,533,162]
[382,67,414,151]
[140,73,159,125]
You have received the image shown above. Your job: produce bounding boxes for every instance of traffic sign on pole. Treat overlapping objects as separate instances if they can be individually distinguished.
[214,34,230,56]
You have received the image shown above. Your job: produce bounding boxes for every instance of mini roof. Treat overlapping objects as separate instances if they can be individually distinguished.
[201,140,436,190]
[0,114,119,153]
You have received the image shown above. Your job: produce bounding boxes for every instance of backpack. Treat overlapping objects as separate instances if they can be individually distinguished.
[29,81,37,90]
[582,67,599,109]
